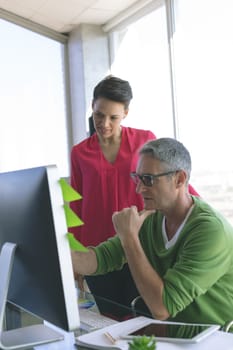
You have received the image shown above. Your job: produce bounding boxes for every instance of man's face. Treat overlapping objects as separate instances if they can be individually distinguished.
[135,154,178,211]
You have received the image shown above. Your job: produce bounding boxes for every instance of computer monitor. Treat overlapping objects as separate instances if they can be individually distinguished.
[0,165,80,349]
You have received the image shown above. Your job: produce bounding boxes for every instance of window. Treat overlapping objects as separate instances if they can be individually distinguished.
[110,0,233,224]
[173,0,233,224]
[0,19,69,176]
[110,1,174,139]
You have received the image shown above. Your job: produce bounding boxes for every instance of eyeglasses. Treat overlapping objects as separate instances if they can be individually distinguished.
[130,170,179,187]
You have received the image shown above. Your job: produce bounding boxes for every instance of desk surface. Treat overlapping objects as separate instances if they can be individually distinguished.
[6,296,233,350]
[34,326,233,350]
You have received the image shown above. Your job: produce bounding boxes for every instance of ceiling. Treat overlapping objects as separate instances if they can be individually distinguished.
[0,0,141,33]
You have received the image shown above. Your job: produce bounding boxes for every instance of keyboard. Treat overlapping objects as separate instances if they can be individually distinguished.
[79,308,118,331]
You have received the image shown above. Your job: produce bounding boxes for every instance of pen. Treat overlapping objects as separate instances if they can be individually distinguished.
[104,332,117,344]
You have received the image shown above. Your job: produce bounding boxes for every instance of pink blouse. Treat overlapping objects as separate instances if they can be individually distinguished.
[69,127,156,246]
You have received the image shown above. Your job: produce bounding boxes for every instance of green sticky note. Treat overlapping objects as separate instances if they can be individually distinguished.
[67,233,88,252]
[64,204,84,227]
[59,178,82,202]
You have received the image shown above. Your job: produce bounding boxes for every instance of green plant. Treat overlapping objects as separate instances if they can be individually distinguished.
[128,336,157,350]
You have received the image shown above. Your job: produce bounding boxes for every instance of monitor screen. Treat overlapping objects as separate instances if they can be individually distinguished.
[0,165,80,348]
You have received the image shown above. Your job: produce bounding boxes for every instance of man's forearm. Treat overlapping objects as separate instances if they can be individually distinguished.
[122,237,170,320]
[71,248,98,276]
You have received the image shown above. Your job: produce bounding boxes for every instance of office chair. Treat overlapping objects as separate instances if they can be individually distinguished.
[223,320,233,332]
[130,295,152,318]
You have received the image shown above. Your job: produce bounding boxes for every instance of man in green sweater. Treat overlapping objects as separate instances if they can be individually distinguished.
[72,137,233,329]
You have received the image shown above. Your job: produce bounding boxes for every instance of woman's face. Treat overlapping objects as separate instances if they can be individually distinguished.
[92,97,128,139]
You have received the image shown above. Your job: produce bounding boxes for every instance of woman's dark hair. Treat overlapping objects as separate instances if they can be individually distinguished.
[93,75,133,109]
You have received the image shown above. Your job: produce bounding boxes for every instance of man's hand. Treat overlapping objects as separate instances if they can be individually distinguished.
[76,274,85,291]
[113,207,169,320]
[112,206,155,244]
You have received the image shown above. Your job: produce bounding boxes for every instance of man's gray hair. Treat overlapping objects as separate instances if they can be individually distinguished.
[139,138,191,181]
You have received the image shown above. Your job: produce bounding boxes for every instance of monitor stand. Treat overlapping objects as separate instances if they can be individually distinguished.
[0,242,64,350]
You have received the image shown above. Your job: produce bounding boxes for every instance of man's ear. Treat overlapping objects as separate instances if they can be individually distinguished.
[175,170,187,188]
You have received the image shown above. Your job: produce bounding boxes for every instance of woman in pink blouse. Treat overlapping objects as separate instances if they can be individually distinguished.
[69,76,199,319]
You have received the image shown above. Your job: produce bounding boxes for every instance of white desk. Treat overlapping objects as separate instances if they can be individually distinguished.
[156,331,233,349]
[6,305,233,350]
[33,326,233,350]
[33,328,76,350]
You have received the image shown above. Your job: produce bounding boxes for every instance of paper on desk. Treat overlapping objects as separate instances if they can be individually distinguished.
[75,316,150,350]
[76,318,233,350]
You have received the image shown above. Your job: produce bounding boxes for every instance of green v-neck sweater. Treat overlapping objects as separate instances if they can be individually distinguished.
[93,196,233,327]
